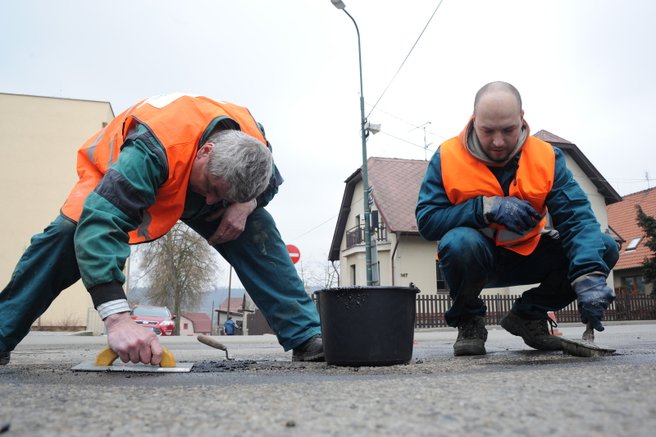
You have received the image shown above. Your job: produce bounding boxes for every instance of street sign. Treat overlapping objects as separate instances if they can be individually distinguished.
[286,244,301,264]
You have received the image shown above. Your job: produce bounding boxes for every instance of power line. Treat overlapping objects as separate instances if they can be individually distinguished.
[292,214,339,240]
[367,0,446,118]
[377,130,432,151]
[367,103,447,141]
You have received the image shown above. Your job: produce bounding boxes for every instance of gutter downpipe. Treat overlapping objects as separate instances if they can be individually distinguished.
[390,232,401,286]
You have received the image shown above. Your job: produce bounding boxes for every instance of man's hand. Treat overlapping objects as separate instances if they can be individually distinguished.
[104,312,163,365]
[483,196,542,234]
[573,275,615,332]
[207,200,257,245]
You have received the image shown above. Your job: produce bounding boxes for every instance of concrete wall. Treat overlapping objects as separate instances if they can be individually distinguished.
[0,93,114,328]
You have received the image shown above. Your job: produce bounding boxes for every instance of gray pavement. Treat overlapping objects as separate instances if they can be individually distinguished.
[1,322,655,436]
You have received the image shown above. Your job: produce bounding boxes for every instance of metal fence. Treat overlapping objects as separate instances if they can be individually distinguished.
[416,293,656,328]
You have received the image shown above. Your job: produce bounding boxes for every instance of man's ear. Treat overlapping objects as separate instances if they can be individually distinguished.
[197,142,214,158]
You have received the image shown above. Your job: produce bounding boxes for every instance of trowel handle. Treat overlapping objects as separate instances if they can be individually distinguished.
[197,334,228,351]
[94,346,177,367]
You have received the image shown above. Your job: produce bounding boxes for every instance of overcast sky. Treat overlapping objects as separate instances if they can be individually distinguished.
[2,0,654,286]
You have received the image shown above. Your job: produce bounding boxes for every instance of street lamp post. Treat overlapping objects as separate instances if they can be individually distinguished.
[331,0,376,286]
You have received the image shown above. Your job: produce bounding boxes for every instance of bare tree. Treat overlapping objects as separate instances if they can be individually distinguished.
[134,222,221,334]
[302,259,340,291]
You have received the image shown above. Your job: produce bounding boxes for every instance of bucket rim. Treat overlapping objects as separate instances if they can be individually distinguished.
[314,285,420,295]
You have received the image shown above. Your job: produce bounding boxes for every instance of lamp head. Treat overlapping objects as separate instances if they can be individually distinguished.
[365,122,382,135]
[331,0,346,10]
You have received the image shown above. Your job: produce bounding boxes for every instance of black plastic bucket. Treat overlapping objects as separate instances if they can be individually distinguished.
[315,285,420,366]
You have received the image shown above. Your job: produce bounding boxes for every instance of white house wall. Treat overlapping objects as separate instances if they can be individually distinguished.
[562,154,609,230]
[340,178,371,287]
[391,236,437,294]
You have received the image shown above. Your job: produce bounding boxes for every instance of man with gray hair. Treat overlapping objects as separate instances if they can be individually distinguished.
[0,94,323,366]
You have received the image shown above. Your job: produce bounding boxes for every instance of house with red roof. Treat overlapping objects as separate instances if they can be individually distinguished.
[607,187,656,295]
[329,131,622,296]
[179,312,212,336]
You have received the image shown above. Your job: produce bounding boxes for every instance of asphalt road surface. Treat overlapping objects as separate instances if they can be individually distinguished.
[1,322,655,436]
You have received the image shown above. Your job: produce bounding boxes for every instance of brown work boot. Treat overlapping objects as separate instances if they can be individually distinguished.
[500,311,563,351]
[454,316,488,356]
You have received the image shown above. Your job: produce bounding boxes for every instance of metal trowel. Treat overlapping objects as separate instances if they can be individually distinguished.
[197,334,234,360]
[561,323,616,357]
[72,346,194,372]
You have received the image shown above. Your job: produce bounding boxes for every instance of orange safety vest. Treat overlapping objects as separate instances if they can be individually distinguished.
[440,128,555,255]
[61,94,266,243]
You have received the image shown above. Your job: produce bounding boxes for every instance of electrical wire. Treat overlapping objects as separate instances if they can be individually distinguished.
[367,104,447,141]
[292,214,340,240]
[377,130,429,151]
[367,0,446,118]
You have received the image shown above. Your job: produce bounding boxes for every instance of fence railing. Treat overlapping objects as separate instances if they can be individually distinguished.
[416,293,656,328]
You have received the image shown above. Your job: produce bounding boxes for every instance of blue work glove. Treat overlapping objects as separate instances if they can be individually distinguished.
[573,274,615,332]
[482,196,542,234]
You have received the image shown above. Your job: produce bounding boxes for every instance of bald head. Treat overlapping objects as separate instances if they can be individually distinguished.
[473,81,523,115]
[472,81,526,165]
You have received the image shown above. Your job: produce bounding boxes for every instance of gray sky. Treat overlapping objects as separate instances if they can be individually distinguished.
[2,0,655,285]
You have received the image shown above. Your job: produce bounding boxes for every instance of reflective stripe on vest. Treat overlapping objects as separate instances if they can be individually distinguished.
[61,94,266,243]
[440,134,555,255]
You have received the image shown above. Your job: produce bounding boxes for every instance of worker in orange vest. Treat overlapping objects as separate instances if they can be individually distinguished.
[416,82,619,356]
[0,94,323,366]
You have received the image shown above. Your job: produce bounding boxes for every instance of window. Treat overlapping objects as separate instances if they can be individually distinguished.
[626,237,642,251]
[622,276,645,295]
[350,264,357,286]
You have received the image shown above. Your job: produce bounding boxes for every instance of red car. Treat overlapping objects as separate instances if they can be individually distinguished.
[130,305,176,336]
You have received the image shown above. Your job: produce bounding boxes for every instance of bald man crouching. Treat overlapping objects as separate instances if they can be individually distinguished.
[415,81,618,356]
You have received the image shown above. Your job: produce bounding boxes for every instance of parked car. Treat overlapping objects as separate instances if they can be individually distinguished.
[130,305,176,336]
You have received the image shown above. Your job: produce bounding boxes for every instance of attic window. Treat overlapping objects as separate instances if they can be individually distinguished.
[626,237,642,251]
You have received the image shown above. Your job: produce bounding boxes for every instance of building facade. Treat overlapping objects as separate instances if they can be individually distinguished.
[0,93,114,330]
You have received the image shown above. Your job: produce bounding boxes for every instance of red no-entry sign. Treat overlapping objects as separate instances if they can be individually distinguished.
[286,244,301,264]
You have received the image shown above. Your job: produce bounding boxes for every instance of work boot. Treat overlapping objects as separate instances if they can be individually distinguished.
[292,334,325,362]
[0,351,10,366]
[454,316,488,356]
[500,311,563,351]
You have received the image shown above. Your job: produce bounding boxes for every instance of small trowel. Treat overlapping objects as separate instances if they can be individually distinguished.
[561,322,616,357]
[72,346,194,373]
[197,334,234,360]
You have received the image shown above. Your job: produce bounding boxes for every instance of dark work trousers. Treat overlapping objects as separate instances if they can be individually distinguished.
[437,227,619,327]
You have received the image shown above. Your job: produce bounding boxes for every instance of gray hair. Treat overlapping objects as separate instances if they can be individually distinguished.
[474,81,523,114]
[205,129,273,203]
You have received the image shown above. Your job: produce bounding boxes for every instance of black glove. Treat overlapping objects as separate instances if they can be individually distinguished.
[574,275,615,331]
[483,196,542,234]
